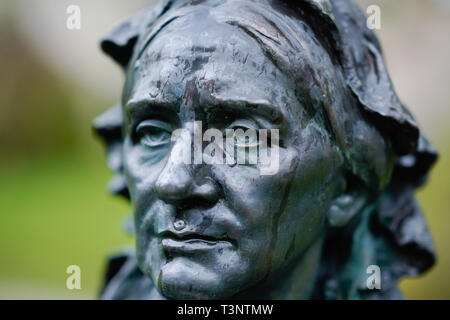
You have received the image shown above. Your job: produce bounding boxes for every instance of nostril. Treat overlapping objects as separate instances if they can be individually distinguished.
[154,180,192,202]
[193,181,219,203]
[154,162,220,208]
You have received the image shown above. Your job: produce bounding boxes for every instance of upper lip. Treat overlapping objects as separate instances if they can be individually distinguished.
[158,230,236,246]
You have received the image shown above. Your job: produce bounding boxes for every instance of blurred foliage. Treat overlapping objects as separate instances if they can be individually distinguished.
[0,28,78,157]
[0,154,132,299]
[0,23,132,299]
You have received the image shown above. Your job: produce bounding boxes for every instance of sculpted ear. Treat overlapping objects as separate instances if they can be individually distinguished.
[327,193,367,228]
[327,177,367,228]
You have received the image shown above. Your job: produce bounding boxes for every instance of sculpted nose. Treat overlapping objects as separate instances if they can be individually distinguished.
[154,160,193,203]
[154,163,219,207]
[154,138,219,208]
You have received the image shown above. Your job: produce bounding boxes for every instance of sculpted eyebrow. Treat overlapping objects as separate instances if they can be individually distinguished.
[125,98,180,125]
[204,98,283,123]
[125,98,284,127]
[126,98,178,113]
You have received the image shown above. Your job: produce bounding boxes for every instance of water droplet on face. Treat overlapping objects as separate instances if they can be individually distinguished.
[228,160,237,167]
[174,219,186,231]
[149,86,159,98]
[134,59,141,69]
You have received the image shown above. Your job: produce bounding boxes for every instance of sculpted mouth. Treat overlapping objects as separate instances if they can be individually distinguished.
[159,231,237,253]
[159,230,235,244]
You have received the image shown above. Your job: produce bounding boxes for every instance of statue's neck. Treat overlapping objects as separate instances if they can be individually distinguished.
[232,233,325,300]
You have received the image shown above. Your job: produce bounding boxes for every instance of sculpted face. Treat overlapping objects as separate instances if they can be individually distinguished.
[121,12,345,299]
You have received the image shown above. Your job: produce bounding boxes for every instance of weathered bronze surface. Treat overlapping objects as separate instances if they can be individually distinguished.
[94,0,438,300]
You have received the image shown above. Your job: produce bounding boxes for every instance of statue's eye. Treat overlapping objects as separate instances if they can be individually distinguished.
[136,120,172,148]
[226,120,259,147]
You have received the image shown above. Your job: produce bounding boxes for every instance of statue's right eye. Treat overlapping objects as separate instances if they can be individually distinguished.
[136,120,172,148]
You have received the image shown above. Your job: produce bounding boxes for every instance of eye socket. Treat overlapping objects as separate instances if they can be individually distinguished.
[136,120,172,148]
[226,119,260,147]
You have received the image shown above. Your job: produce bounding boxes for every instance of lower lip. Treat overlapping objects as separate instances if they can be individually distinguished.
[161,238,231,254]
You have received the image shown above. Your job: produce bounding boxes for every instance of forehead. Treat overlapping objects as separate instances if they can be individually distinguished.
[124,11,297,115]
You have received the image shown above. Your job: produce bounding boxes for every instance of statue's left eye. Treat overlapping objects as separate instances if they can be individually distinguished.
[226,119,260,148]
[136,120,172,147]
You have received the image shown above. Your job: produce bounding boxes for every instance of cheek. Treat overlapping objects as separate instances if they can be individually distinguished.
[272,125,343,264]
[210,148,300,246]
[123,138,168,217]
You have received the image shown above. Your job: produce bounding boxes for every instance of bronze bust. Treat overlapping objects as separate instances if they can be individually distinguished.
[94,0,438,300]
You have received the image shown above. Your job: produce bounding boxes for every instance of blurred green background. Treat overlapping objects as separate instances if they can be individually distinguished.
[0,0,449,299]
